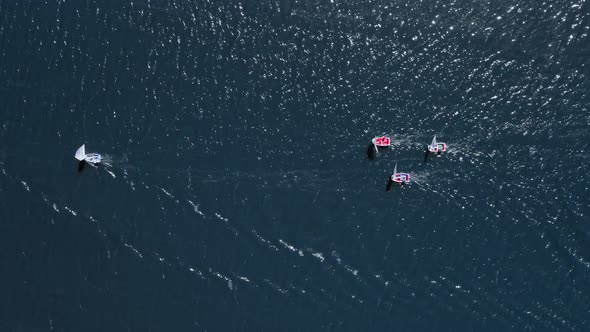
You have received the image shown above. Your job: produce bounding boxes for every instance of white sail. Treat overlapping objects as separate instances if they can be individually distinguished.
[393,163,397,175]
[75,144,86,161]
[431,135,437,147]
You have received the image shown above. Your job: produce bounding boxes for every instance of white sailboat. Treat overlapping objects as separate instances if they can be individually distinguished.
[75,144,102,164]
[387,163,411,191]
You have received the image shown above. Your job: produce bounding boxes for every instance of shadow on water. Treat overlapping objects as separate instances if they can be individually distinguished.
[77,161,100,173]
[367,144,376,160]
[385,176,394,191]
[367,145,389,160]
[385,176,406,191]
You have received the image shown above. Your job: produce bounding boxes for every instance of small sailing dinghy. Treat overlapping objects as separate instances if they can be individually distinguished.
[386,164,410,191]
[424,135,447,162]
[75,144,102,168]
[368,136,392,160]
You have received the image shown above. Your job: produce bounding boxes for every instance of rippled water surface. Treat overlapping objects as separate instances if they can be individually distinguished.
[0,0,589,330]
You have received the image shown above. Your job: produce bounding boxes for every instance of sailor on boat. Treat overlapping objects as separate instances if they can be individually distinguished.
[75,144,102,171]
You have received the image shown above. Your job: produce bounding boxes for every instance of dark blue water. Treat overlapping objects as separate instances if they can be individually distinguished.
[0,0,589,330]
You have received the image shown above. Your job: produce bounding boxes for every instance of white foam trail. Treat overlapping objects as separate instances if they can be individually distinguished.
[211,270,233,290]
[237,276,250,282]
[153,251,165,262]
[187,200,205,216]
[331,251,360,277]
[158,186,174,198]
[214,213,228,222]
[252,230,279,251]
[105,169,116,178]
[279,239,304,256]
[312,252,325,262]
[188,267,205,279]
[64,206,77,216]
[264,279,288,295]
[123,243,143,259]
